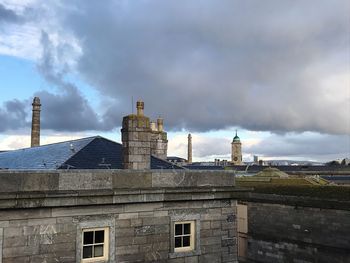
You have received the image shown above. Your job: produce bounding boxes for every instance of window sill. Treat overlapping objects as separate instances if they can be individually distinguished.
[169,249,201,259]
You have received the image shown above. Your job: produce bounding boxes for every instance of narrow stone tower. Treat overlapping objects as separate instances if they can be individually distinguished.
[121,100,151,169]
[231,130,242,165]
[31,97,41,147]
[187,133,192,164]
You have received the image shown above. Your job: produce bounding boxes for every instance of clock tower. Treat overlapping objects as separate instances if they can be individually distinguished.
[231,130,242,165]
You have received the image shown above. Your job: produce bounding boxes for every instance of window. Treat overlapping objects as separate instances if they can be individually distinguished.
[174,221,195,252]
[169,215,200,258]
[81,227,109,262]
[76,218,115,263]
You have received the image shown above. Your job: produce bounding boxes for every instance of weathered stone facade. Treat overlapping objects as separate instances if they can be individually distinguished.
[121,101,152,170]
[0,170,239,263]
[238,194,350,263]
[121,101,168,169]
[150,118,168,160]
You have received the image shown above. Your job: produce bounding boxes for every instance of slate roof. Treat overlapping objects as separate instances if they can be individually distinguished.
[0,136,183,170]
[183,165,225,170]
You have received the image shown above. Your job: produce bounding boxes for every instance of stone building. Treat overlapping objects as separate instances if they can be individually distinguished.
[231,131,242,165]
[0,98,239,263]
[0,170,239,263]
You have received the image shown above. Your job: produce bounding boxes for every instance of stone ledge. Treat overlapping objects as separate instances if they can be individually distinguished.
[0,170,235,192]
[0,187,246,209]
[234,192,350,210]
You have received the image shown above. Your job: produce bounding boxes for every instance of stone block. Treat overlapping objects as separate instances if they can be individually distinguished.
[115,244,139,255]
[142,216,169,226]
[113,171,152,188]
[22,173,59,192]
[4,227,22,237]
[2,257,29,263]
[39,242,75,254]
[124,202,163,213]
[185,256,199,263]
[3,245,39,258]
[199,253,221,263]
[135,225,155,236]
[3,236,26,248]
[116,227,135,237]
[59,171,112,190]
[221,237,236,247]
[116,219,131,228]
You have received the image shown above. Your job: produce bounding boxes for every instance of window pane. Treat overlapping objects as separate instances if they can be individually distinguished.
[94,245,104,257]
[183,236,190,247]
[183,223,191,235]
[83,231,93,245]
[175,224,182,236]
[175,237,182,248]
[95,230,105,243]
[83,246,93,258]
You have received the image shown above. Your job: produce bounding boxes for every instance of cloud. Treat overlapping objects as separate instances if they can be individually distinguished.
[35,31,114,132]
[0,99,29,132]
[0,3,22,24]
[247,133,350,159]
[55,0,349,135]
[0,31,114,133]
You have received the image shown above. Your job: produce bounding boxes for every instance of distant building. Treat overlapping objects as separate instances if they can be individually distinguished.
[231,131,242,165]
[167,156,188,166]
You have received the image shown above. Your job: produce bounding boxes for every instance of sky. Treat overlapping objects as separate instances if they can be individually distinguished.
[0,0,349,162]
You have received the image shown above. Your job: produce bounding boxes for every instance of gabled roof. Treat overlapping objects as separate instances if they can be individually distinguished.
[0,136,183,170]
[0,136,95,169]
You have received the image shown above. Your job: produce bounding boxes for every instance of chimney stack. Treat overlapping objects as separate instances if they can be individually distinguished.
[31,97,41,147]
[157,118,163,132]
[187,133,192,164]
[121,100,151,169]
[136,100,144,116]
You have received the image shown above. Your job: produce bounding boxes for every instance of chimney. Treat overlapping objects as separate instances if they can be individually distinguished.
[157,118,163,132]
[31,97,41,147]
[136,100,144,116]
[121,100,151,169]
[150,121,157,131]
[187,133,192,164]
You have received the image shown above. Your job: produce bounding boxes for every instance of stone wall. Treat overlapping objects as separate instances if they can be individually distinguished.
[245,200,350,263]
[0,170,239,263]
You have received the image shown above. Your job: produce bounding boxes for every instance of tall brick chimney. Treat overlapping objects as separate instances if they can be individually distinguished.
[187,133,192,164]
[121,100,151,169]
[31,97,41,147]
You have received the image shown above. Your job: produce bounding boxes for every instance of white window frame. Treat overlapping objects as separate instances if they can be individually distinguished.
[174,221,195,252]
[169,214,201,258]
[76,218,115,263]
[81,227,109,262]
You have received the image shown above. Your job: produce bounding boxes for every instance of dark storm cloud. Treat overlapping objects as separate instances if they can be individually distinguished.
[33,31,113,132]
[0,99,28,132]
[56,0,349,134]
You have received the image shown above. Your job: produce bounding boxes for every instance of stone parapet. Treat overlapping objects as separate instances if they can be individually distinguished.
[0,170,235,193]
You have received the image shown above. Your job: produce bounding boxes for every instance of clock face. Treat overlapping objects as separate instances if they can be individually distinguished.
[234,157,238,161]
